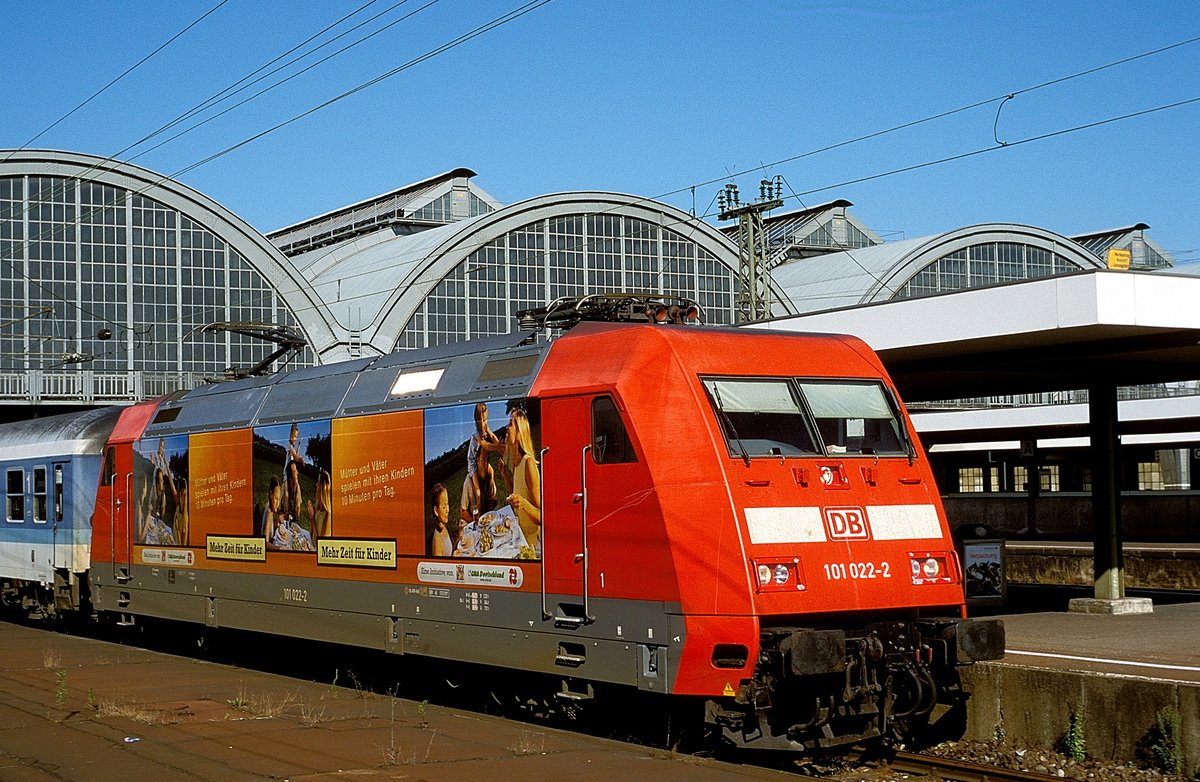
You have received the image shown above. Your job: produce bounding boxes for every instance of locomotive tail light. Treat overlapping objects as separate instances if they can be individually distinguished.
[908,551,953,585]
[753,559,804,592]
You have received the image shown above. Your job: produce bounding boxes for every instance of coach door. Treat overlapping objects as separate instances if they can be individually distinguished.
[541,396,591,626]
[49,462,66,571]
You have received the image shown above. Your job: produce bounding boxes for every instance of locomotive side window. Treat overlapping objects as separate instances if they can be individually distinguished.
[701,378,821,458]
[391,367,445,397]
[478,355,537,382]
[795,380,907,456]
[6,469,24,522]
[101,447,116,486]
[32,467,47,523]
[591,396,637,464]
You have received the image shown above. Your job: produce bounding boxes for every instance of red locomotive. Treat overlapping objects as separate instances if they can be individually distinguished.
[7,294,1003,752]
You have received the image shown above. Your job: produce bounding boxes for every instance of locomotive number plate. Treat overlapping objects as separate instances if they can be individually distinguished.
[283,588,309,603]
[822,561,892,580]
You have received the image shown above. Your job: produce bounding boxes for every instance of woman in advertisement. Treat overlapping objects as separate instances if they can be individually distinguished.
[503,408,541,554]
[303,469,332,539]
[138,438,183,546]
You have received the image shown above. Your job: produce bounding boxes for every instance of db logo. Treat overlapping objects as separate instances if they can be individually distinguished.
[823,506,870,540]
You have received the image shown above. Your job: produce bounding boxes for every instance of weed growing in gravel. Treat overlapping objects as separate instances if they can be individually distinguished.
[1141,706,1183,776]
[1062,706,1087,761]
[42,647,62,670]
[383,691,408,764]
[344,669,360,695]
[510,730,546,756]
[225,684,295,718]
[298,698,327,727]
[54,670,67,709]
[96,698,170,725]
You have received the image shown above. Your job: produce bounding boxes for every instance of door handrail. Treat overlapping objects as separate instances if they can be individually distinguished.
[122,471,133,576]
[539,446,550,621]
[580,444,595,624]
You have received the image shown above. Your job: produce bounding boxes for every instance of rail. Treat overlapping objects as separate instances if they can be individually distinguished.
[877,750,1073,782]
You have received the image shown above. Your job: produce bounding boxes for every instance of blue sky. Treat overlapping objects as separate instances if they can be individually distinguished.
[5,1,1198,264]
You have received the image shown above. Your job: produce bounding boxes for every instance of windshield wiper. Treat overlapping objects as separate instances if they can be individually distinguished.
[707,384,751,468]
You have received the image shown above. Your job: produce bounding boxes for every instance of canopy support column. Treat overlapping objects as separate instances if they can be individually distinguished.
[1069,383,1152,614]
[1090,383,1122,600]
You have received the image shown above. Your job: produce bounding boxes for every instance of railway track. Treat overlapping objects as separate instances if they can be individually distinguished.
[871,750,1071,782]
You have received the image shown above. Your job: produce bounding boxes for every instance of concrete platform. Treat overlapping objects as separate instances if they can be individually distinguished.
[1005,541,1200,592]
[961,601,1200,775]
[0,622,783,782]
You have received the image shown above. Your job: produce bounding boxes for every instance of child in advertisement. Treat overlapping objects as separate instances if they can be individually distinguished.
[430,482,453,557]
[464,403,501,521]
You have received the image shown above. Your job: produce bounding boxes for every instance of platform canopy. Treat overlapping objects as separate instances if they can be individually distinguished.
[750,269,1200,403]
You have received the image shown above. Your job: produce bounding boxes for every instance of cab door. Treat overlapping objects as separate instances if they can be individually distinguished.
[540,396,591,624]
[93,444,133,581]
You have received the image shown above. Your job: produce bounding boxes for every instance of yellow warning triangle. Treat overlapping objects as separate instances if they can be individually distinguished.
[722,682,735,697]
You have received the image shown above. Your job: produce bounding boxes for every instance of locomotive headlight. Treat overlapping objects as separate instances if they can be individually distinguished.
[753,559,804,592]
[908,552,952,584]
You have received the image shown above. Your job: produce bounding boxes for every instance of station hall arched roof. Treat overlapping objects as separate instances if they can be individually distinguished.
[770,223,1106,314]
[0,149,342,356]
[292,190,747,359]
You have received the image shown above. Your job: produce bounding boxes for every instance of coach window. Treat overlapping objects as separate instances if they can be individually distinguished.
[6,469,24,522]
[33,467,47,523]
[591,396,636,464]
[101,447,116,486]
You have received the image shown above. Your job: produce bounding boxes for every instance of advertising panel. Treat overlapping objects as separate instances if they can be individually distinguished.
[423,400,541,561]
[133,434,190,547]
[190,429,253,535]
[131,396,541,573]
[963,540,1005,602]
[330,410,425,558]
[253,420,332,552]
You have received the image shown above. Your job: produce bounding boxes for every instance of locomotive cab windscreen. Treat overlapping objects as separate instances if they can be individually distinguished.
[701,377,911,459]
